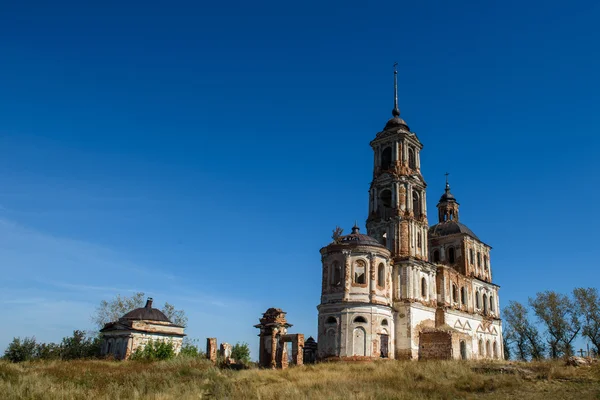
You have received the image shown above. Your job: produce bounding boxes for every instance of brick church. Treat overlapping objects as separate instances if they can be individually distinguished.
[316,68,503,360]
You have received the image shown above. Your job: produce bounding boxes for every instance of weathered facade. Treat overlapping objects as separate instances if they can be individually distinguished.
[316,68,503,361]
[100,298,185,360]
[254,308,305,369]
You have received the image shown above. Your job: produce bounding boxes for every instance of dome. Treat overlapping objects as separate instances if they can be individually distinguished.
[429,221,480,241]
[384,116,410,131]
[439,191,456,202]
[329,225,385,248]
[120,298,172,323]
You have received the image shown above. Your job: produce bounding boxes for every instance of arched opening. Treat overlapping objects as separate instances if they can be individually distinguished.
[484,255,488,270]
[469,249,474,265]
[493,341,499,359]
[421,277,427,298]
[377,263,385,287]
[408,148,416,169]
[412,191,421,217]
[433,250,440,263]
[478,339,483,357]
[476,291,481,309]
[354,260,366,284]
[448,247,455,264]
[325,316,337,325]
[417,231,422,248]
[490,295,495,312]
[332,261,342,286]
[452,284,458,303]
[477,252,481,269]
[461,287,466,305]
[381,319,389,326]
[460,340,467,360]
[379,190,393,219]
[486,340,491,358]
[483,294,488,315]
[353,316,367,324]
[381,147,392,170]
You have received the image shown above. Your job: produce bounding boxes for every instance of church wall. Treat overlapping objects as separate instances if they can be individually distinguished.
[442,308,503,360]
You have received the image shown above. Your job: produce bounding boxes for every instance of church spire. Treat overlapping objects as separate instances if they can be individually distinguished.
[392,62,400,117]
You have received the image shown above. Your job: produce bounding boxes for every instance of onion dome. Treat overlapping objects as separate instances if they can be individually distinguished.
[120,298,171,323]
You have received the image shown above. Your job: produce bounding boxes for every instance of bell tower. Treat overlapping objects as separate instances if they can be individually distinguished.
[366,64,429,262]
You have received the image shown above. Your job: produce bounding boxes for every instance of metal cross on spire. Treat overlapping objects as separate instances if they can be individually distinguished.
[392,62,400,117]
[445,172,450,191]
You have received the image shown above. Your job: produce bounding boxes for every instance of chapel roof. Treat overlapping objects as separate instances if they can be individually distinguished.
[330,224,385,248]
[120,298,172,323]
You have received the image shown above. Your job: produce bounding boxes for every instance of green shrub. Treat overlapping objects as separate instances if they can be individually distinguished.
[60,330,101,360]
[131,340,175,361]
[3,337,37,362]
[35,342,62,360]
[231,342,251,364]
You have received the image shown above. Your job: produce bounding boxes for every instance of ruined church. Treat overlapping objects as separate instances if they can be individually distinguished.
[316,69,503,361]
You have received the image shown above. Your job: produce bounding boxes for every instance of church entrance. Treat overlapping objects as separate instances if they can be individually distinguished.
[460,340,467,360]
[380,334,389,358]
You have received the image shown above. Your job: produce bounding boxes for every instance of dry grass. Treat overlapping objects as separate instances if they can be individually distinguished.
[1,358,599,399]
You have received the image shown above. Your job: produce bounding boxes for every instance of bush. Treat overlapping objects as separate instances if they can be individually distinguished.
[231,342,251,364]
[36,342,62,360]
[3,337,37,362]
[179,341,204,358]
[60,330,101,360]
[131,340,175,361]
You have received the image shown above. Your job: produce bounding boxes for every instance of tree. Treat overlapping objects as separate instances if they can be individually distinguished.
[92,292,187,328]
[130,340,175,361]
[530,291,580,358]
[503,300,545,360]
[573,287,600,354]
[231,342,251,364]
[35,342,61,360]
[3,337,37,362]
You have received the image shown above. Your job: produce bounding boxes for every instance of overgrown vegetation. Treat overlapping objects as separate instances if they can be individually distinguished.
[3,331,100,363]
[231,342,251,365]
[0,358,598,399]
[130,340,176,361]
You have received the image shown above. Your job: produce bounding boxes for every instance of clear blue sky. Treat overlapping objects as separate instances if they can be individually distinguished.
[1,0,599,357]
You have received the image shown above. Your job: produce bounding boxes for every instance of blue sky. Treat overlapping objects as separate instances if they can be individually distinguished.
[1,0,599,357]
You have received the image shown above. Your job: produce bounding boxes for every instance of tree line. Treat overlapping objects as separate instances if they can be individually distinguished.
[503,287,600,360]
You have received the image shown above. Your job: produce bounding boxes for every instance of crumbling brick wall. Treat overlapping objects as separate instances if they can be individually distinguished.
[419,331,453,360]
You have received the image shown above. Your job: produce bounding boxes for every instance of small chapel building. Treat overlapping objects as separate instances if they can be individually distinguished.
[316,68,503,361]
[100,298,185,360]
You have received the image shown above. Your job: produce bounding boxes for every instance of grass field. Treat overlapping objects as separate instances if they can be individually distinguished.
[1,358,599,399]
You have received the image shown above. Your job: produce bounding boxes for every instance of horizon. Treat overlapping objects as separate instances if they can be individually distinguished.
[1,0,599,358]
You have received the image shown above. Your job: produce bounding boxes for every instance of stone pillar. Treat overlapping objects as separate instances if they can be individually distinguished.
[206,338,217,363]
[220,342,232,360]
[343,251,351,302]
[292,334,304,366]
[369,253,376,299]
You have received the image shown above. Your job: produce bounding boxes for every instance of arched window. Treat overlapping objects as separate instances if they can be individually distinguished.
[476,291,481,309]
[354,260,366,284]
[408,148,416,169]
[381,147,392,170]
[469,249,474,265]
[433,250,440,262]
[490,295,495,312]
[413,191,421,217]
[421,277,427,298]
[486,340,491,358]
[379,190,392,219]
[452,284,458,303]
[448,247,455,264]
[377,263,385,287]
[417,232,422,248]
[461,287,466,305]
[381,319,389,326]
[484,255,488,270]
[332,261,342,286]
[477,252,481,269]
[483,294,488,315]
[326,316,337,325]
[478,339,483,356]
[353,316,367,324]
